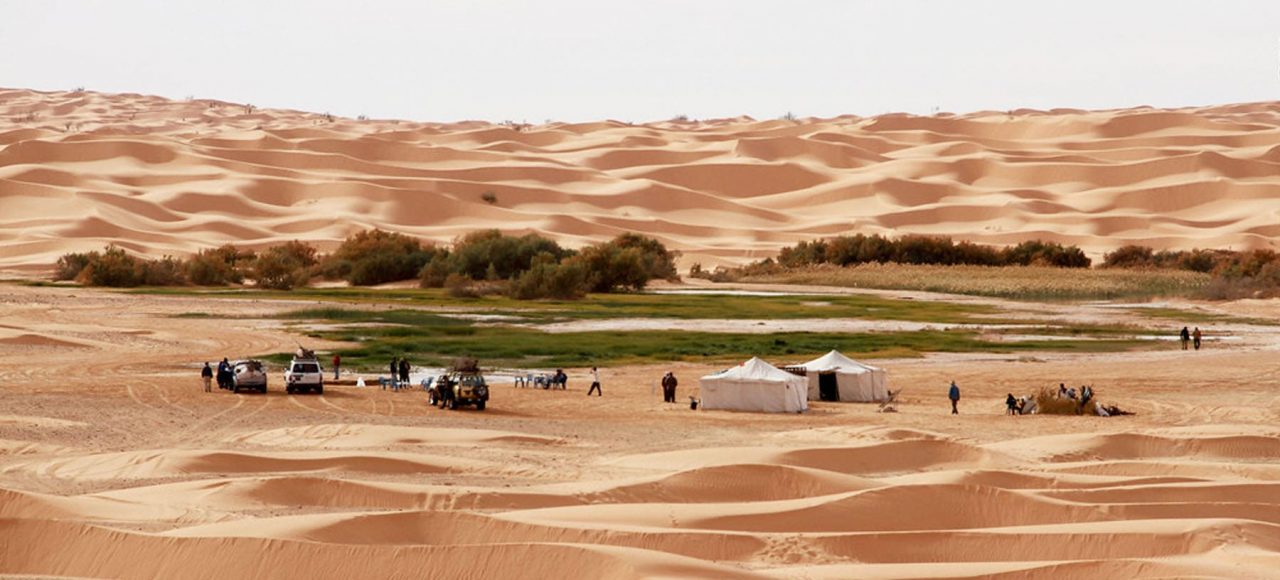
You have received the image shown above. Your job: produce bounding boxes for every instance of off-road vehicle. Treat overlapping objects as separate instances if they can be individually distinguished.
[285,347,324,394]
[231,359,268,394]
[427,357,489,410]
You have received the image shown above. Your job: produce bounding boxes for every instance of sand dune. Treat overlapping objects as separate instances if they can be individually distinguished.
[5,88,1280,272]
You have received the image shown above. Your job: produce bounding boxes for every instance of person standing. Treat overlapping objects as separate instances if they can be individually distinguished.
[1180,326,1190,350]
[332,353,341,380]
[587,367,602,397]
[201,362,213,393]
[399,358,410,384]
[217,358,231,390]
[948,381,960,415]
[386,358,397,390]
[661,372,678,403]
[1192,327,1202,350]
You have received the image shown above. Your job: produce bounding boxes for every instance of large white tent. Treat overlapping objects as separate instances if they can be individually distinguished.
[699,357,808,413]
[796,350,889,403]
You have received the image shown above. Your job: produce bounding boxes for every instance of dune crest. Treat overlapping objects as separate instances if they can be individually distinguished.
[5,88,1280,272]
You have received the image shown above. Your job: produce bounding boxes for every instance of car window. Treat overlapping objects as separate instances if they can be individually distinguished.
[294,363,320,373]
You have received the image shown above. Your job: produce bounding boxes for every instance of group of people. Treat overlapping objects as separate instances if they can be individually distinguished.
[386,357,412,390]
[1179,326,1203,350]
[199,358,236,393]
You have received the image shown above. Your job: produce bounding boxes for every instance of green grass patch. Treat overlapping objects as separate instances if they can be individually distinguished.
[131,286,1008,324]
[269,307,1153,370]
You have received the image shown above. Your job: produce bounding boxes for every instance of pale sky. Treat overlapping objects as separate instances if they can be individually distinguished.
[3,1,1279,122]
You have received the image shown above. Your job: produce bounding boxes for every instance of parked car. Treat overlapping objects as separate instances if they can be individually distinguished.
[285,357,324,394]
[231,359,268,394]
[427,370,489,411]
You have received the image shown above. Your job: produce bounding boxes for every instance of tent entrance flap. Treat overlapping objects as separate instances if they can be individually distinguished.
[818,373,840,401]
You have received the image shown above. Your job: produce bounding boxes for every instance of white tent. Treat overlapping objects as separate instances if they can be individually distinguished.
[699,357,808,413]
[797,350,889,403]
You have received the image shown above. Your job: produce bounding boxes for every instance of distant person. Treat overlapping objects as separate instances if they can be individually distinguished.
[201,362,213,393]
[948,381,960,414]
[587,367,602,397]
[217,358,231,390]
[554,369,567,389]
[1079,384,1094,414]
[1192,327,1202,350]
[661,372,678,403]
[332,353,341,380]
[1005,393,1017,415]
[386,358,397,390]
[1180,326,1190,350]
[399,358,410,383]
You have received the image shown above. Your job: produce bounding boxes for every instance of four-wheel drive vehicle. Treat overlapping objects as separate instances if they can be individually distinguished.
[427,371,489,411]
[231,359,268,394]
[285,358,324,394]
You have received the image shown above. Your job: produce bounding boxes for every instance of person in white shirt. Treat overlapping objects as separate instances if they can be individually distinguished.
[587,366,602,396]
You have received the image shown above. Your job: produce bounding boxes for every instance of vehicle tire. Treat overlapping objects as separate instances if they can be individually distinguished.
[260,386,267,394]
[475,400,485,411]
[315,385,323,395]
[233,385,240,394]
[286,386,295,394]
[446,397,457,410]
[427,392,437,406]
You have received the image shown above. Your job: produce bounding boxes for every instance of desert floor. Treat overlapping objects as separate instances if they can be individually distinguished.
[1,283,1279,579]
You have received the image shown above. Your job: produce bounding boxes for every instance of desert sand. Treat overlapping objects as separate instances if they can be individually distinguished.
[5,88,1280,275]
[2,283,1280,579]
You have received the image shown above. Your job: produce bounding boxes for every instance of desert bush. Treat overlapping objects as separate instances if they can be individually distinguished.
[508,253,590,299]
[1102,245,1155,268]
[76,246,145,287]
[253,241,318,290]
[1002,240,1090,268]
[140,256,187,286]
[449,230,570,281]
[776,234,1088,269]
[326,229,437,286]
[186,244,253,285]
[418,252,452,288]
[54,252,94,281]
[575,233,678,292]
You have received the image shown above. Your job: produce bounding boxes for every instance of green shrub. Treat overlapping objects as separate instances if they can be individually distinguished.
[186,244,252,285]
[508,253,589,299]
[254,241,318,290]
[325,229,437,286]
[449,230,570,281]
[418,252,451,288]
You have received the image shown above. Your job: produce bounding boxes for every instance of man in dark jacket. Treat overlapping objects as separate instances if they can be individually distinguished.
[399,358,410,384]
[661,372,678,403]
[201,362,213,392]
[948,381,960,415]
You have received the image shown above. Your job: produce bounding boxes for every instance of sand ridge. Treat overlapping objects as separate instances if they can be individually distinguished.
[5,88,1280,274]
